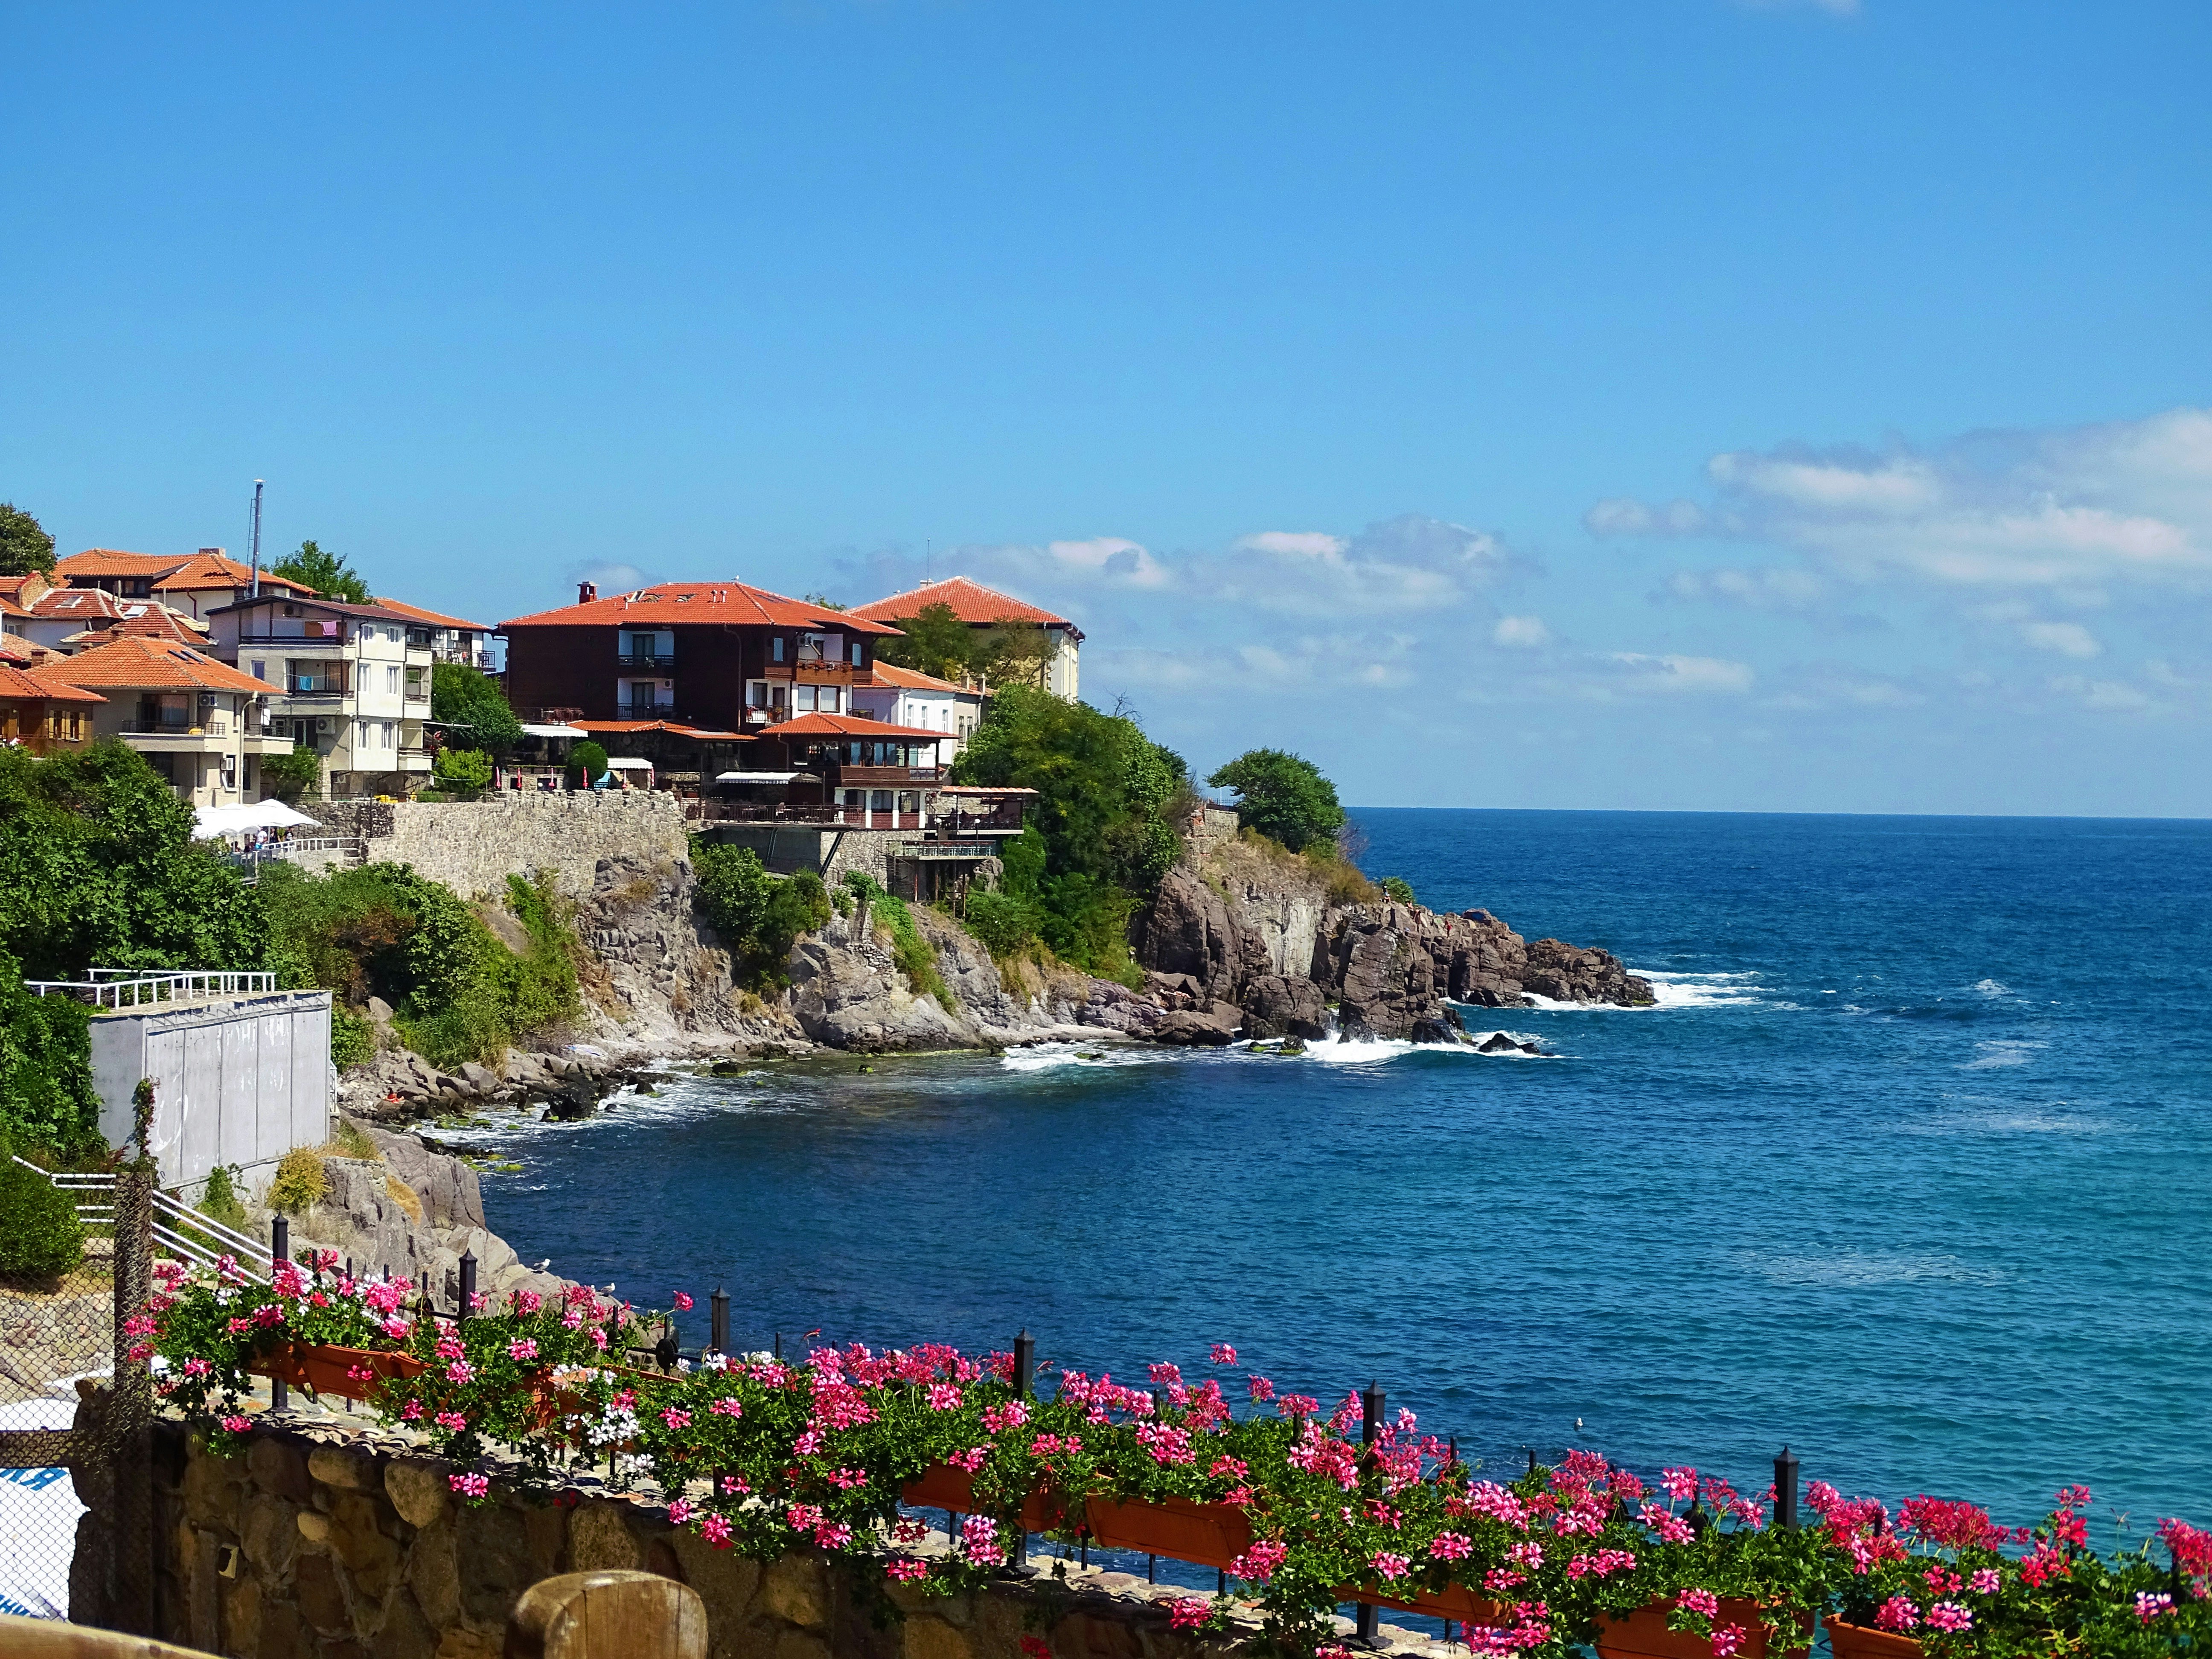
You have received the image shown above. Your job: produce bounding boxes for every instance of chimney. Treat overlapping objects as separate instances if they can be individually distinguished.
[578,580,598,605]
[199,547,224,558]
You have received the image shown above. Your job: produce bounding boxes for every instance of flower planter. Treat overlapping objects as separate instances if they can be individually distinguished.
[247,1342,428,1402]
[1350,1582,1505,1624]
[900,1464,1062,1532]
[1082,1494,1252,1571]
[1596,1600,1811,1659]
[1825,1619,1924,1659]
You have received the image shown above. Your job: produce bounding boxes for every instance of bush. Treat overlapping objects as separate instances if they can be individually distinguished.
[844,874,952,1010]
[570,742,608,786]
[960,887,1043,961]
[331,1007,375,1069]
[431,663,524,756]
[0,948,102,1161]
[1207,748,1345,854]
[331,1118,378,1160]
[0,1155,85,1281]
[1379,876,1416,905]
[693,841,832,990]
[197,1164,248,1232]
[259,746,323,803]
[431,747,493,793]
[268,1148,328,1214]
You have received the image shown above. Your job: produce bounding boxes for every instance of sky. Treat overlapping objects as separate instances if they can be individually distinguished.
[6,2,2211,815]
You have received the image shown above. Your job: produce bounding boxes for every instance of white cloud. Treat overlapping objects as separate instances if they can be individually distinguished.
[2019,621,2101,659]
[1233,531,1348,559]
[1586,406,2212,591]
[2049,675,2153,712]
[1202,513,1514,618]
[569,559,648,594]
[1604,653,1756,694]
[1042,536,1172,589]
[1493,615,1551,648]
[1666,566,1828,610]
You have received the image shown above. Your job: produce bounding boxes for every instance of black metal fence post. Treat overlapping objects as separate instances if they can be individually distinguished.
[710,1286,729,1356]
[458,1249,477,1320]
[1356,1382,1385,1642]
[269,1217,289,1412]
[1775,1446,1800,1530]
[1013,1329,1036,1566]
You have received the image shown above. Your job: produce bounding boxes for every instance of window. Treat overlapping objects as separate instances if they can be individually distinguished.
[222,755,237,790]
[387,665,400,693]
[850,642,863,666]
[771,636,785,663]
[794,685,815,713]
[251,660,265,680]
[383,721,395,747]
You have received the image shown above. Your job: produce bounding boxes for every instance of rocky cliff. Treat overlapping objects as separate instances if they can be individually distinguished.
[1133,835,1653,1043]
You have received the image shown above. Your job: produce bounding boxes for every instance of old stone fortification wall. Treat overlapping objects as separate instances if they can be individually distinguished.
[120,1417,1438,1659]
[316,793,691,901]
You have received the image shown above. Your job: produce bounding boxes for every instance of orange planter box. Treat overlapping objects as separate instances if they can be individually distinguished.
[1596,1600,1811,1659]
[1349,1582,1505,1624]
[1083,1494,1252,1570]
[900,1464,1063,1532]
[247,1342,429,1402]
[1825,1618,1924,1659]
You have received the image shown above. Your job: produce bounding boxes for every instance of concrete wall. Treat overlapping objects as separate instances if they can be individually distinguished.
[701,824,914,887]
[89,991,332,1191]
[316,791,692,901]
[120,1417,1391,1659]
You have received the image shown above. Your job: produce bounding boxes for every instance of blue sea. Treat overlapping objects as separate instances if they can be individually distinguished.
[472,809,2212,1548]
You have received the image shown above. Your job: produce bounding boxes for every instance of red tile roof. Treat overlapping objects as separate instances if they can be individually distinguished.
[0,636,31,664]
[847,575,1074,630]
[46,636,274,695]
[571,719,752,740]
[866,660,978,695]
[57,548,317,596]
[29,587,134,620]
[373,596,494,633]
[499,582,903,635]
[760,711,949,742]
[110,609,210,646]
[0,664,105,703]
[0,574,47,604]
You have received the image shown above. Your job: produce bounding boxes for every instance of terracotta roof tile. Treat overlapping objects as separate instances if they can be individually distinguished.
[499,582,902,635]
[571,719,752,740]
[760,711,949,742]
[0,665,105,703]
[372,596,494,633]
[45,635,274,696]
[847,575,1074,630]
[55,548,316,595]
[865,660,978,694]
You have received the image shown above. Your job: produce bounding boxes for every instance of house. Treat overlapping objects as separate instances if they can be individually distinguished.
[372,597,498,672]
[849,660,984,760]
[202,594,434,798]
[498,579,907,734]
[751,710,953,827]
[16,586,208,655]
[846,575,1082,700]
[0,657,105,756]
[52,547,317,621]
[44,637,291,806]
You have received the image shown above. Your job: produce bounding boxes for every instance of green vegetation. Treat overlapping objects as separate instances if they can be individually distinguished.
[431,746,493,793]
[949,685,1193,981]
[876,601,1054,690]
[0,1151,85,1281]
[331,1007,375,1068]
[270,539,371,604]
[1207,748,1345,854]
[259,745,323,802]
[690,841,831,989]
[570,741,608,786]
[1380,876,1416,905]
[0,949,102,1161]
[196,1164,248,1232]
[258,862,582,1070]
[268,1147,328,1214]
[843,873,952,1009]
[0,501,57,577]
[431,663,524,757]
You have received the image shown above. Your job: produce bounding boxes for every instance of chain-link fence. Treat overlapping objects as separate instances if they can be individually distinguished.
[0,1164,153,1631]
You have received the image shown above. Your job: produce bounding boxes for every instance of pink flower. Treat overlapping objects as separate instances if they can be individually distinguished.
[709,1398,743,1417]
[1969,1569,2001,1596]
[886,1558,928,1582]
[1927,1604,1972,1633]
[2136,1593,2174,1624]
[1210,1342,1238,1365]
[1508,1542,1545,1570]
[1370,1551,1411,1581]
[661,1407,692,1429]
[562,1309,583,1330]
[827,1467,868,1490]
[1678,1590,1721,1619]
[787,1504,824,1531]
[1661,1467,1698,1502]
[589,1326,608,1350]
[1248,1375,1275,1402]
[1712,1626,1744,1659]
[450,1472,490,1499]
[814,1521,852,1549]
[673,1292,694,1310]
[1020,1639,1052,1659]
[1875,1598,1920,1633]
[220,1415,250,1433]
[960,1514,1004,1566]
[947,1445,988,1473]
[512,1288,544,1313]
[981,1400,1031,1434]
[436,1411,469,1432]
[182,1357,212,1378]
[401,1400,424,1422]
[701,1513,732,1548]
[927,1382,963,1411]
[1232,1540,1288,1583]
[445,1359,475,1383]
[668,1499,693,1525]
[1167,1598,1211,1631]
[509,1338,539,1362]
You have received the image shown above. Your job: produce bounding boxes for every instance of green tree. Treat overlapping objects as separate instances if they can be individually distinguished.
[269,539,370,603]
[431,662,524,756]
[431,747,493,793]
[259,747,323,802]
[875,602,975,683]
[1379,876,1416,905]
[0,949,102,1161]
[691,841,830,989]
[0,502,57,577]
[1206,748,1345,854]
[569,741,608,785]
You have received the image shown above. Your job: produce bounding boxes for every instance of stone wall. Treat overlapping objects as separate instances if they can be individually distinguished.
[117,1417,1444,1659]
[313,793,691,902]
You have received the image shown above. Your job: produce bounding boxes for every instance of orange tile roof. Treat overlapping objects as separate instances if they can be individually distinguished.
[46,635,274,696]
[29,587,134,620]
[760,711,949,742]
[0,573,46,602]
[571,719,752,740]
[847,575,1074,630]
[111,609,210,645]
[500,582,903,635]
[0,665,105,703]
[866,660,978,694]
[55,548,316,596]
[373,596,494,633]
[0,636,31,664]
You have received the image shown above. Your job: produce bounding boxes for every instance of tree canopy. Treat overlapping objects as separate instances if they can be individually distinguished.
[0,501,57,577]
[949,686,1192,976]
[1206,748,1346,854]
[269,538,370,604]
[874,602,1054,689]
[431,662,524,756]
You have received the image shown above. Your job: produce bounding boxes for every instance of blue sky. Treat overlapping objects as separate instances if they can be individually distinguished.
[7,2,2210,814]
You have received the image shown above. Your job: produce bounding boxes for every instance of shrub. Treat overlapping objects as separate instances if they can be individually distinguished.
[1379,876,1416,905]
[196,1164,248,1232]
[960,888,1043,962]
[0,1155,85,1281]
[845,874,952,1010]
[570,742,608,786]
[268,1148,328,1214]
[259,746,323,802]
[0,948,102,1161]
[330,1118,378,1160]
[331,1007,375,1069]
[1207,748,1345,854]
[431,747,493,793]
[430,663,524,756]
[693,842,831,990]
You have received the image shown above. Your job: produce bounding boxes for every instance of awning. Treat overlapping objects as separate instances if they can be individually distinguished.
[519,722,588,739]
[604,757,654,770]
[714,771,806,783]
[193,800,321,837]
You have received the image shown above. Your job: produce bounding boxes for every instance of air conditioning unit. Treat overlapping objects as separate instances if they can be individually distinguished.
[316,716,333,735]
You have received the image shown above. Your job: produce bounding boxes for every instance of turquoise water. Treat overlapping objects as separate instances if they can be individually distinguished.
[474,809,2212,1537]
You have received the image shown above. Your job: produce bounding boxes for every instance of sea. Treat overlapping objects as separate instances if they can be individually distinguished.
[457,809,2212,1553]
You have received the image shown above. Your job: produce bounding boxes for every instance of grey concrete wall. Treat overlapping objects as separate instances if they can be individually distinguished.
[701,824,912,886]
[321,791,692,901]
[90,992,333,1189]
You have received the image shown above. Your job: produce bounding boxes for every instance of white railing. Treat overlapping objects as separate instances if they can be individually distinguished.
[8,1155,272,1280]
[26,970,280,1007]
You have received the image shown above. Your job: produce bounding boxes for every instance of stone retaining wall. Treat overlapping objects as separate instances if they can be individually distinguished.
[122,1416,1449,1659]
[313,793,691,902]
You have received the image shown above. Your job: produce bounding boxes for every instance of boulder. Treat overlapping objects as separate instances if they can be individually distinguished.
[1521,939,1656,1007]
[1148,1004,1243,1046]
[1241,974,1328,1040]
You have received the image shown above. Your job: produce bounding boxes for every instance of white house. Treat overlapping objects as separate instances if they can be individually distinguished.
[848,660,985,761]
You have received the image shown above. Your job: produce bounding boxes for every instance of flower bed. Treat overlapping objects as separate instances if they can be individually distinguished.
[145,1258,2212,1659]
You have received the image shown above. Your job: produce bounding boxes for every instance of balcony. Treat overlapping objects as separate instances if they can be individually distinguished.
[837,764,944,787]
[117,727,233,754]
[239,731,295,755]
[617,652,676,670]
[234,632,343,647]
[766,661,866,685]
[283,680,348,699]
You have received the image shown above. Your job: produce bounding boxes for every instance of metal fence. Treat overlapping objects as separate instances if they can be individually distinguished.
[23,971,279,1009]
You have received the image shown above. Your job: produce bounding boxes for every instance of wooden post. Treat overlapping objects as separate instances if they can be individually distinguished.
[506,1570,706,1659]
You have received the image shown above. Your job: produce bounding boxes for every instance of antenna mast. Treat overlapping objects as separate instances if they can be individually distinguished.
[249,479,265,598]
